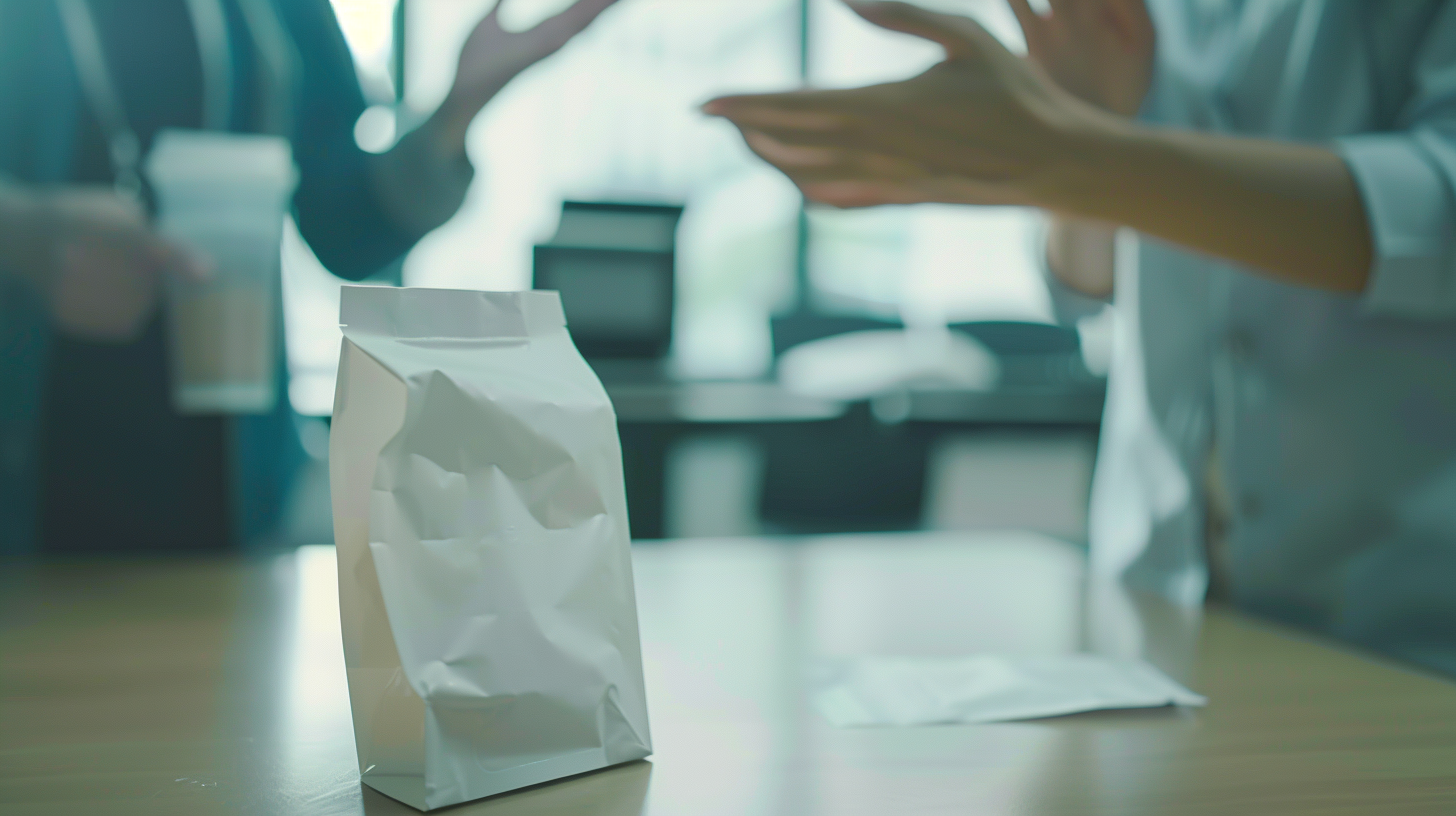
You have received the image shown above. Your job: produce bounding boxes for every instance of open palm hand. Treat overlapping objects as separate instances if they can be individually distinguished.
[1007,0,1155,116]
[448,0,620,113]
[706,1,1093,210]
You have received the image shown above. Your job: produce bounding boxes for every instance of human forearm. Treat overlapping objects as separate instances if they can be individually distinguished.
[1046,216,1116,299]
[709,3,1373,294]
[1047,117,1374,293]
[367,108,477,240]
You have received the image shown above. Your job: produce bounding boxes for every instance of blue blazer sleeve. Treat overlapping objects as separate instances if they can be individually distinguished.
[273,0,421,281]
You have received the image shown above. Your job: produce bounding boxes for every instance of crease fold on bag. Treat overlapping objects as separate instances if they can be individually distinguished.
[331,287,652,811]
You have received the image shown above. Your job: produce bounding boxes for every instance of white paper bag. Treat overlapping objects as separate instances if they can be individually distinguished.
[329,286,652,811]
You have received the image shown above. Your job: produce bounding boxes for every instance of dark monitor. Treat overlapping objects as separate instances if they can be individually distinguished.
[534,246,674,360]
[550,201,682,253]
[533,202,683,361]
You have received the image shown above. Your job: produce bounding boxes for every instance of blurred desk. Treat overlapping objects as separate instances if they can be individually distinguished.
[5,532,1456,815]
[607,381,845,425]
[878,383,1106,426]
[608,381,847,539]
[883,347,1107,426]
[606,379,1104,426]
[607,380,1102,538]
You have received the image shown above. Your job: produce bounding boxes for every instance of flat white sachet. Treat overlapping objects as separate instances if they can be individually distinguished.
[814,655,1206,728]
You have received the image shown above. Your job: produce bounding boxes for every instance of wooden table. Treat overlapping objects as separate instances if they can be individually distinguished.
[4,532,1456,815]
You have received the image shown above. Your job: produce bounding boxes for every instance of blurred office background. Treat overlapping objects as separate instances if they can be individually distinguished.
[281,0,1110,545]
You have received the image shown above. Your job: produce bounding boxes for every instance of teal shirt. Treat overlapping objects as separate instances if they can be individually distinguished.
[0,1,421,554]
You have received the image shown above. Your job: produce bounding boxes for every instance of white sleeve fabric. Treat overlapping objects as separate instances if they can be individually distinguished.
[1342,129,1456,319]
[1031,215,1111,326]
[1043,261,1112,326]
[1339,3,1456,320]
[1034,31,1195,330]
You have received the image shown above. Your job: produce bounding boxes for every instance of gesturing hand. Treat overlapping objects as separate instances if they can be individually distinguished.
[445,0,620,117]
[704,1,1102,210]
[1007,0,1155,115]
[377,0,621,232]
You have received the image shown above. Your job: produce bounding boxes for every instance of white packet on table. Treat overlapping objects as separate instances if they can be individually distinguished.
[814,655,1206,728]
[330,286,651,811]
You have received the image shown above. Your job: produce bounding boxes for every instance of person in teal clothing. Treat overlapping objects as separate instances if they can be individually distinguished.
[0,0,618,555]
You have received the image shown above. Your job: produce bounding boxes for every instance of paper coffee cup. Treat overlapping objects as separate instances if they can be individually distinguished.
[145,130,298,415]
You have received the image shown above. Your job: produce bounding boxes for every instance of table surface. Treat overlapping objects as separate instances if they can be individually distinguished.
[603,380,1105,426]
[4,532,1456,815]
[606,381,846,424]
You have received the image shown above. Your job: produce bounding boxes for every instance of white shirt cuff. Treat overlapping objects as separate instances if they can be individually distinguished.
[1340,131,1456,319]
[1030,218,1111,325]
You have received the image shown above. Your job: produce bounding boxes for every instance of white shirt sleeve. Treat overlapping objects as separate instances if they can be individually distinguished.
[1342,129,1456,319]
[1042,263,1111,326]
[1339,5,1456,319]
[1033,212,1111,326]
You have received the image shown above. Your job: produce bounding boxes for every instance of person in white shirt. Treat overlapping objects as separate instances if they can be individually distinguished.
[707,0,1456,674]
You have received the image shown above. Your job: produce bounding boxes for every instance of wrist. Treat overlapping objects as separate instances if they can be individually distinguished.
[421,98,473,163]
[1029,103,1156,223]
[433,75,512,152]
[372,108,477,238]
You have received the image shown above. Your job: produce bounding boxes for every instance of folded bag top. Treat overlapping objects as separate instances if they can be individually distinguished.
[341,286,567,340]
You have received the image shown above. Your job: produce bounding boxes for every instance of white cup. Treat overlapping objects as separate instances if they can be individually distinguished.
[144,129,298,415]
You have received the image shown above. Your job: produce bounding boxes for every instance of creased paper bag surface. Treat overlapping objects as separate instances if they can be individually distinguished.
[330,287,651,811]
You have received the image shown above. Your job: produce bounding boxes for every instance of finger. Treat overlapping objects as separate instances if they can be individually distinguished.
[1113,0,1154,31]
[1105,0,1155,49]
[738,118,893,161]
[122,225,210,282]
[842,1,1003,60]
[743,131,844,169]
[706,83,888,132]
[1047,0,1096,25]
[757,143,1020,208]
[740,132,927,188]
[155,240,212,282]
[534,0,618,45]
[1005,0,1047,47]
[801,181,921,208]
[735,117,1004,188]
[705,97,854,132]
[796,153,928,187]
[738,129,844,178]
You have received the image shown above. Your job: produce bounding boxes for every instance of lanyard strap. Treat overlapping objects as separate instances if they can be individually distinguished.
[185,0,236,133]
[236,0,297,139]
[54,0,295,198]
[55,0,148,200]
